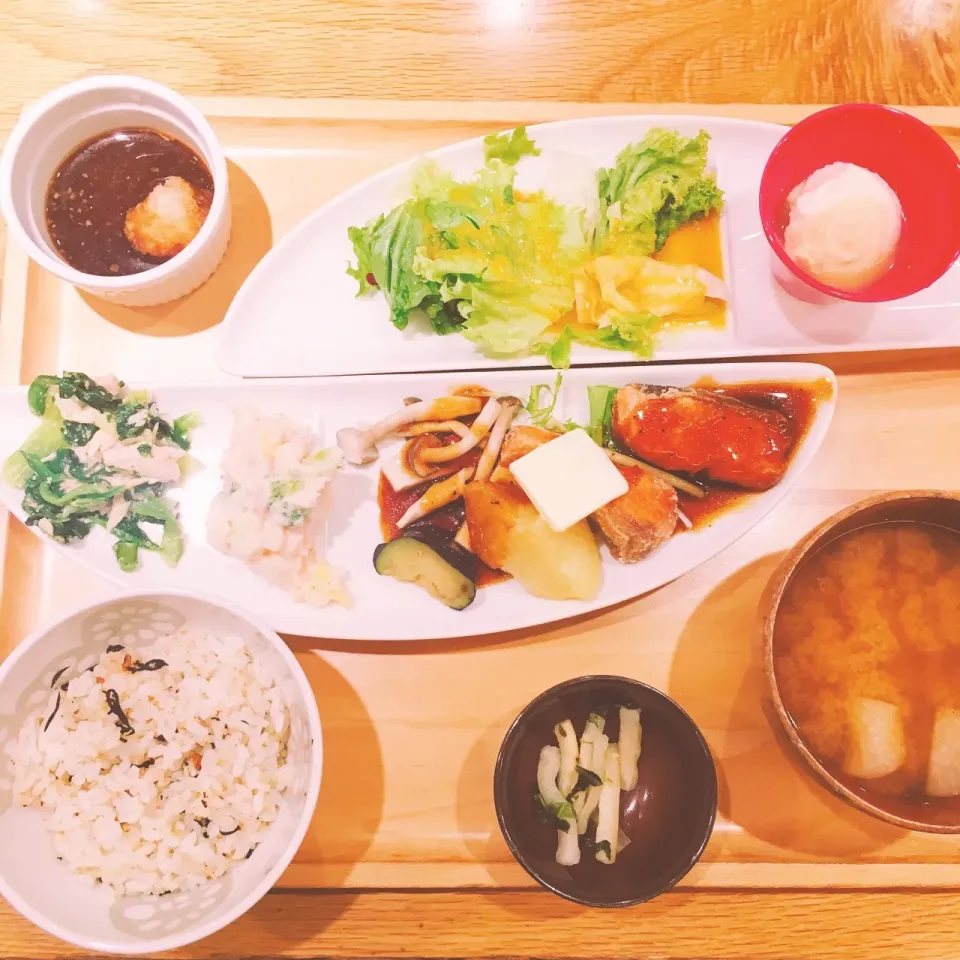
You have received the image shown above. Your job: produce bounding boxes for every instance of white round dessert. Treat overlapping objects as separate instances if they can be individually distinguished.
[783,162,902,292]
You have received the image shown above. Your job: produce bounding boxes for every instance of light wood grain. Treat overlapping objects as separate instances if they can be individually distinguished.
[5,890,960,960]
[3,0,960,143]
[4,96,960,957]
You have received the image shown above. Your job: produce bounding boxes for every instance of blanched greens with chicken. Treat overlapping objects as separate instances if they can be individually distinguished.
[2,373,198,571]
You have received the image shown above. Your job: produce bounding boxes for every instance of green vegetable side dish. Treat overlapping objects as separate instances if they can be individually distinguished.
[347,126,723,367]
[2,373,198,572]
[537,707,643,867]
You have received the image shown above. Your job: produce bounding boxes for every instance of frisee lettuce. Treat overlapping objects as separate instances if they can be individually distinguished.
[525,373,564,427]
[595,128,723,257]
[532,311,658,370]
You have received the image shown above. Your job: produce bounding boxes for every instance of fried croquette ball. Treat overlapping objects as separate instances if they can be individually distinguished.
[124,176,210,258]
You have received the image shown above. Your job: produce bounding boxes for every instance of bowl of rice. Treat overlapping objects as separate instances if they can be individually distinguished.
[0,589,322,954]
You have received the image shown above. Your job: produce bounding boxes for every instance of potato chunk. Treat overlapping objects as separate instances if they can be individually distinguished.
[927,708,960,797]
[463,480,522,570]
[464,481,601,600]
[843,697,905,779]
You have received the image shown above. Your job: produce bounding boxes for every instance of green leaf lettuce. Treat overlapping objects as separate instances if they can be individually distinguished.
[347,155,587,357]
[595,128,723,256]
[483,126,541,165]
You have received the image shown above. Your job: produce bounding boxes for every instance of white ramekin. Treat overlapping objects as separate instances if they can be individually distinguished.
[0,76,231,307]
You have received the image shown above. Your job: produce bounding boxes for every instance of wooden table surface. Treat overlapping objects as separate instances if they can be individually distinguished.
[3,2,960,958]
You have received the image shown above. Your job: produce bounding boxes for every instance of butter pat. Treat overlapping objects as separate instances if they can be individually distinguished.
[510,428,628,532]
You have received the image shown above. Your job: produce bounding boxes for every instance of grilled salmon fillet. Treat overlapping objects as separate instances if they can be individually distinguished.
[591,466,678,562]
[498,425,560,467]
[498,425,678,562]
[612,384,793,491]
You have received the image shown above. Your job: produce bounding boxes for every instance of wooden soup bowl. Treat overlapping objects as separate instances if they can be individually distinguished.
[761,490,960,833]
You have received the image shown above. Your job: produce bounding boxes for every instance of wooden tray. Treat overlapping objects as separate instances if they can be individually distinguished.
[3,99,960,891]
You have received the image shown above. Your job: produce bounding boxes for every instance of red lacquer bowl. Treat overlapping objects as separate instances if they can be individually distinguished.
[759,104,960,302]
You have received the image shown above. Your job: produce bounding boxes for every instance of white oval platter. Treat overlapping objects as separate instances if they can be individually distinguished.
[216,114,960,379]
[0,362,835,640]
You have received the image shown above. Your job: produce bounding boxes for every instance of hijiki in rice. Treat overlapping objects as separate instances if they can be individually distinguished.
[6,625,292,897]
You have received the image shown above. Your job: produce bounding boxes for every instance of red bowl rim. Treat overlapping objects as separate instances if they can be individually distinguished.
[758,104,960,303]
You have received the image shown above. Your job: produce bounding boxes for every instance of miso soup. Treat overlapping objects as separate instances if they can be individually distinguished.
[773,521,960,824]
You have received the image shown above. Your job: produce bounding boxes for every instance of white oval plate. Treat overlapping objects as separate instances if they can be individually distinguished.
[0,362,835,640]
[217,114,960,379]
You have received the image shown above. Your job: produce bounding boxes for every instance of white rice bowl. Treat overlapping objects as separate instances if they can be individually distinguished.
[0,591,322,954]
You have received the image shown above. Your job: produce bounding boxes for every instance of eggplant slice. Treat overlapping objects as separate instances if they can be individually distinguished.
[373,525,477,610]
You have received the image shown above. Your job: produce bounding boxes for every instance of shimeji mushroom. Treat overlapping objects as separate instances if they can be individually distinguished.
[474,398,521,483]
[336,395,484,465]
[391,395,524,532]
[396,468,472,529]
[416,397,502,467]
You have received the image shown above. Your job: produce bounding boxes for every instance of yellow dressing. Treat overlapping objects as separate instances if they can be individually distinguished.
[655,211,724,277]
[418,179,726,344]
[652,212,726,331]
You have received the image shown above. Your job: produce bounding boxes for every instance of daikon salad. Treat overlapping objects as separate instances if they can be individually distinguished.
[537,706,642,866]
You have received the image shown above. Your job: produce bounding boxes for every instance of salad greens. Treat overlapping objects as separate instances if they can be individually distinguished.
[348,145,587,358]
[538,314,659,370]
[483,126,541,165]
[524,373,582,434]
[525,373,564,428]
[595,128,723,257]
[347,125,724,367]
[2,373,197,572]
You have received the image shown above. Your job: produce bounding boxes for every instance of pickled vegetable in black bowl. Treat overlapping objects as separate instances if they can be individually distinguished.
[493,676,717,906]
